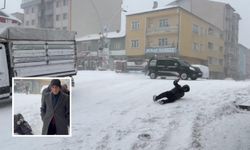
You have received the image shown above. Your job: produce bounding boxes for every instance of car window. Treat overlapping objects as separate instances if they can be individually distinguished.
[178,60,190,67]
[149,60,157,66]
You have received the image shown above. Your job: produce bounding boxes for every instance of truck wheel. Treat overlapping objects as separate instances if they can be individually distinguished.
[150,73,157,79]
[180,73,188,80]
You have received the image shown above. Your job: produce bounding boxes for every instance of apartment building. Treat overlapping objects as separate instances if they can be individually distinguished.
[126,6,224,78]
[71,0,122,37]
[21,0,122,37]
[21,0,70,29]
[167,0,241,79]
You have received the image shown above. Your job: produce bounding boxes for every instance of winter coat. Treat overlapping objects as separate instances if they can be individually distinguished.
[40,92,69,135]
[168,80,185,101]
[14,113,33,135]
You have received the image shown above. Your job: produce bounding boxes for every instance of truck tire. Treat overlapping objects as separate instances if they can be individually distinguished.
[180,73,188,80]
[150,73,157,79]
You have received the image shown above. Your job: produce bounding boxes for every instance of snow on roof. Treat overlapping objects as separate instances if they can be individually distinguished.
[76,34,100,42]
[76,31,125,42]
[127,5,177,16]
[0,26,76,41]
[0,10,22,23]
[106,31,125,38]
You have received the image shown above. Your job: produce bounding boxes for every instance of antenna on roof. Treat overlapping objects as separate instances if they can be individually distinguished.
[153,1,158,9]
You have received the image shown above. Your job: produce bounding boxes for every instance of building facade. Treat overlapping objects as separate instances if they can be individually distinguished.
[126,6,224,78]
[167,0,241,79]
[246,49,250,79]
[21,0,70,29]
[238,44,248,80]
[71,0,122,37]
[21,0,122,37]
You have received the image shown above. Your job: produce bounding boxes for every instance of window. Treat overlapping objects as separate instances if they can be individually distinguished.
[113,42,121,49]
[200,44,203,51]
[31,7,34,13]
[56,1,60,7]
[26,21,29,26]
[158,38,168,46]
[26,8,29,14]
[63,0,68,6]
[159,19,168,27]
[208,42,213,50]
[63,13,67,20]
[192,43,199,51]
[208,27,214,35]
[132,21,139,30]
[131,40,139,48]
[31,20,35,25]
[219,46,223,52]
[192,24,199,34]
[63,26,67,30]
[56,15,60,21]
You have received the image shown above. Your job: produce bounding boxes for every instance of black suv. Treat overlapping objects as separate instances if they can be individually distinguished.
[147,58,202,80]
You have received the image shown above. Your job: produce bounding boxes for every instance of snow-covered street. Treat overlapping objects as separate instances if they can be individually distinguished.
[1,71,250,150]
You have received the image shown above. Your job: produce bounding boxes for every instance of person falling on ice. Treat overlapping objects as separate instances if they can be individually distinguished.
[153,78,190,104]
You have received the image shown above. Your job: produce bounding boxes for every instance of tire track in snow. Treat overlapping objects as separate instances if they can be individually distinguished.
[190,86,250,149]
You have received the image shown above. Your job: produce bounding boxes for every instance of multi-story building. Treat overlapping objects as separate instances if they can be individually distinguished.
[76,32,125,70]
[21,0,70,29]
[238,44,248,80]
[0,11,22,26]
[167,0,241,79]
[126,6,224,78]
[71,0,122,37]
[21,0,122,37]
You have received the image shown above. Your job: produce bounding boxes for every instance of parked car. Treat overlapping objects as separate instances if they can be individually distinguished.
[147,58,202,80]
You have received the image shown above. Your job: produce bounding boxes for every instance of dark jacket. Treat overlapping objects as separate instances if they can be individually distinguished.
[168,80,185,101]
[40,92,69,135]
[14,114,33,135]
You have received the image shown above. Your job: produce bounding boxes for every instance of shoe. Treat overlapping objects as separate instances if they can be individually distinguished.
[153,95,157,102]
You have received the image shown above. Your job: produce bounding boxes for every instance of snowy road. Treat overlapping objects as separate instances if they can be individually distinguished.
[1,71,250,150]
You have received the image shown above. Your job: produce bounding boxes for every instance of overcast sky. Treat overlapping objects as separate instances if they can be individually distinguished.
[3,0,250,48]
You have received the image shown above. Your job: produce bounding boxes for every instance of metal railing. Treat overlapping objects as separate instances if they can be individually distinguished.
[146,26,178,35]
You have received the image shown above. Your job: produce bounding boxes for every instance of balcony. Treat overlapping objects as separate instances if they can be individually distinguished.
[146,26,178,35]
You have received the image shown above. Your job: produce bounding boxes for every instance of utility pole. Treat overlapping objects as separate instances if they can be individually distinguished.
[40,0,45,28]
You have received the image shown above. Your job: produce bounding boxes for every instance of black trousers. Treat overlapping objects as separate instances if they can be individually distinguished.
[155,91,175,104]
[47,122,57,135]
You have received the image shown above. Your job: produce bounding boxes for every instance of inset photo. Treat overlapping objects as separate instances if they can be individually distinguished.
[12,77,71,137]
